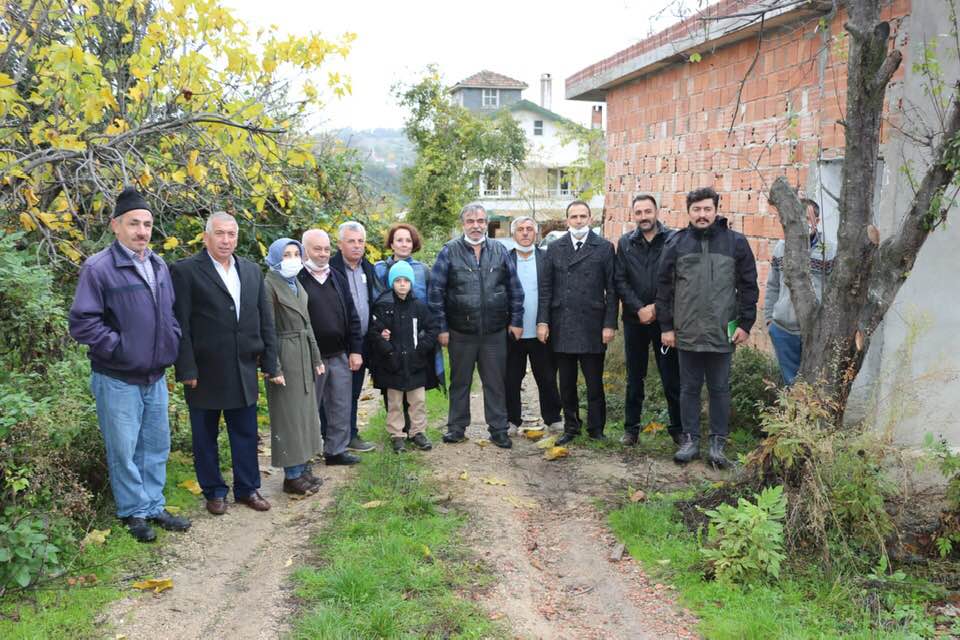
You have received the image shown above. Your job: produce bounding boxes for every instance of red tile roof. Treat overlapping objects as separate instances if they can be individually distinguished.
[452,70,529,90]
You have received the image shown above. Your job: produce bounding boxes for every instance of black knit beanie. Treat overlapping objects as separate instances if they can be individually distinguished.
[113,187,151,218]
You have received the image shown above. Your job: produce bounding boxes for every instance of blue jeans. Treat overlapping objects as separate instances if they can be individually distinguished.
[284,464,307,480]
[769,323,802,385]
[90,372,170,519]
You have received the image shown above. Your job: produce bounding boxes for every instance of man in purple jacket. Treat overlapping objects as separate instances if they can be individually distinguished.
[69,187,191,542]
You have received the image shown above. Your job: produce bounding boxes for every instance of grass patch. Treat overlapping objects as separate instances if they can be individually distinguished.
[292,392,504,640]
[0,454,202,639]
[609,494,942,639]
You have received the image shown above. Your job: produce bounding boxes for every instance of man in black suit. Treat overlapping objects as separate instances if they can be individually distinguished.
[328,221,379,453]
[506,216,562,434]
[537,201,618,445]
[171,212,278,515]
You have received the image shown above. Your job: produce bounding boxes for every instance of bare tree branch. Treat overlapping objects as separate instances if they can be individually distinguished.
[770,176,819,332]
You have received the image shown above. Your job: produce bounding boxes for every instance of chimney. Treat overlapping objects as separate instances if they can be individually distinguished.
[540,73,552,111]
[591,105,603,129]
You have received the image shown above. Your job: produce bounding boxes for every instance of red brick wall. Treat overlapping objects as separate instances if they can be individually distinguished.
[600,1,910,342]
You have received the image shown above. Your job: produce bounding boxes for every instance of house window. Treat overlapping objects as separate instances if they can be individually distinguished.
[533,120,543,136]
[482,88,499,108]
[482,168,511,197]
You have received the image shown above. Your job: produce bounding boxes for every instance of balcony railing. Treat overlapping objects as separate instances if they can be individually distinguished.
[478,188,574,199]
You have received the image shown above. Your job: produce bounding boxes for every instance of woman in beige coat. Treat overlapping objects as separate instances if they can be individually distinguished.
[263,238,325,495]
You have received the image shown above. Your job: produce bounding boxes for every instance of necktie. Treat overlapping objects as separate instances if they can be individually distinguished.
[575,241,583,251]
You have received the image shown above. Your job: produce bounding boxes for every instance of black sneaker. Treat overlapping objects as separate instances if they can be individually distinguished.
[325,452,362,465]
[442,431,466,444]
[347,436,376,452]
[556,432,578,446]
[620,432,639,446]
[490,432,512,449]
[411,433,433,451]
[391,437,406,453]
[122,517,157,543]
[147,509,191,532]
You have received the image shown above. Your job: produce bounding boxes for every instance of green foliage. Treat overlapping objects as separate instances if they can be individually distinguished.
[701,485,787,583]
[395,66,526,233]
[0,510,63,593]
[555,120,606,201]
[729,346,780,435]
[924,433,960,557]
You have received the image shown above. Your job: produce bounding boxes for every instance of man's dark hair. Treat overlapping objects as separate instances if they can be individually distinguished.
[565,200,591,216]
[632,194,658,210]
[686,187,720,211]
[800,198,820,219]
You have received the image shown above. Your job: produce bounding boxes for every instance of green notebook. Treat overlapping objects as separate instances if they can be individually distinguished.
[727,319,739,342]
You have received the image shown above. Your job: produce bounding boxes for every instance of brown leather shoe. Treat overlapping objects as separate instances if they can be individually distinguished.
[303,470,325,490]
[236,491,271,511]
[205,497,228,516]
[283,476,318,495]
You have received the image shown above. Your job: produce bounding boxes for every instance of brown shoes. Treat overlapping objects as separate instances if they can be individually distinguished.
[283,476,319,495]
[206,497,228,516]
[236,490,271,511]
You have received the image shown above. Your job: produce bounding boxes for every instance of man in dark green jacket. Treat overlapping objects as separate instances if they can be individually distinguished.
[655,187,759,466]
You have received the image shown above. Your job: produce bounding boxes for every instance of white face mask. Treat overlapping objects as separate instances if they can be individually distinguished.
[463,234,486,246]
[278,257,303,278]
[570,226,589,240]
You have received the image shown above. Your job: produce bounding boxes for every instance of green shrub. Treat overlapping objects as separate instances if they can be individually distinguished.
[701,485,787,583]
[0,509,65,594]
[729,346,780,435]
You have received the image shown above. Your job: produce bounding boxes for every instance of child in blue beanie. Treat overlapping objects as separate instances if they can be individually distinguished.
[367,261,440,452]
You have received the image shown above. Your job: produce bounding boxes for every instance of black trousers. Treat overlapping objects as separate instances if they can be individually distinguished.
[189,404,260,500]
[622,321,682,437]
[678,350,732,438]
[506,337,562,427]
[555,351,606,437]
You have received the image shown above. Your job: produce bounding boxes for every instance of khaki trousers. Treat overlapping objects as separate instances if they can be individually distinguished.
[386,387,426,437]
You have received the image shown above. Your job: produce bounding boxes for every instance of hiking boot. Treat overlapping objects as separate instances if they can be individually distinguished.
[620,431,639,446]
[391,437,406,453]
[556,432,578,446]
[442,431,466,444]
[708,435,730,468]
[347,435,376,452]
[490,431,513,449]
[411,433,433,451]
[303,469,325,490]
[122,517,157,543]
[673,434,700,464]
[283,476,318,495]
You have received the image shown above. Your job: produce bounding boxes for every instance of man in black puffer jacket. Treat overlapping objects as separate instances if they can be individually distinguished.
[428,203,524,448]
[656,187,758,467]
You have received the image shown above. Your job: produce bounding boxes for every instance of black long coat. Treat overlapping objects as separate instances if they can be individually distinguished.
[171,249,279,410]
[537,230,618,354]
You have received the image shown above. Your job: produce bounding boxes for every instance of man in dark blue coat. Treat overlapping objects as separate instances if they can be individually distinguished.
[69,187,191,542]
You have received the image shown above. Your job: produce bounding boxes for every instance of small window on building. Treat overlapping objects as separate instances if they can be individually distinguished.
[533,120,543,136]
[482,88,499,108]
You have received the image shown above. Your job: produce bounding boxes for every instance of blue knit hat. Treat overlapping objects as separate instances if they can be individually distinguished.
[388,260,415,288]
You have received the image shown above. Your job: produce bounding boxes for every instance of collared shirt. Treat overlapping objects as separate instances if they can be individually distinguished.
[209,253,241,320]
[515,249,539,338]
[344,261,369,336]
[117,242,156,300]
[569,230,587,250]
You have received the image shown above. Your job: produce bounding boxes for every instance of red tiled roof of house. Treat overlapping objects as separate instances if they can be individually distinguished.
[452,70,529,90]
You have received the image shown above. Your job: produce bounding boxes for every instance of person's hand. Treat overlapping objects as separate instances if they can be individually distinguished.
[380,329,391,340]
[438,332,449,347]
[509,325,523,341]
[731,327,750,346]
[602,328,616,344]
[268,374,286,386]
[661,331,676,348]
[316,364,325,376]
[638,304,656,325]
[536,323,549,344]
[348,353,363,371]
[183,379,198,389]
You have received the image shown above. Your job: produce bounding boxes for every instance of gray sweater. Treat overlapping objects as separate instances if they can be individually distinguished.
[763,232,836,335]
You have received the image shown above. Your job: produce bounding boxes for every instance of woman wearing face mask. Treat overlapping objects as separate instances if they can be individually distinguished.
[263,238,326,495]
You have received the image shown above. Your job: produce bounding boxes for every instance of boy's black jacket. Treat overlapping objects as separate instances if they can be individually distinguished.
[367,290,440,392]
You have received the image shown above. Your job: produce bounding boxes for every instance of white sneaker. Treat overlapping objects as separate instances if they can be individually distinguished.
[547,421,564,433]
[507,422,520,436]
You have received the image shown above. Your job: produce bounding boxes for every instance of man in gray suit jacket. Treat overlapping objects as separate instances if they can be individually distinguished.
[537,201,618,445]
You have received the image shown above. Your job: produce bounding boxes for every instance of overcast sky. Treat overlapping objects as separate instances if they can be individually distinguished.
[223,0,673,132]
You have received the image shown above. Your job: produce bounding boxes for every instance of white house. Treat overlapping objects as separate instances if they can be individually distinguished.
[449,70,604,235]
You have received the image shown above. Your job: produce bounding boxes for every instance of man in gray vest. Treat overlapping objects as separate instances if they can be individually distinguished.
[428,204,524,448]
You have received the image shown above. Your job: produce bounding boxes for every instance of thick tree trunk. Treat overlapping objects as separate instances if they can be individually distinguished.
[769,0,960,423]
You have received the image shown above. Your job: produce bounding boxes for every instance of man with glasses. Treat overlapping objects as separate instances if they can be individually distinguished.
[428,204,524,448]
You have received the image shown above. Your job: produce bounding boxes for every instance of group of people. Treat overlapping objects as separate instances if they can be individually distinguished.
[68,184,830,543]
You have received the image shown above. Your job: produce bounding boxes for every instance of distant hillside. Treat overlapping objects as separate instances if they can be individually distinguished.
[335,128,414,202]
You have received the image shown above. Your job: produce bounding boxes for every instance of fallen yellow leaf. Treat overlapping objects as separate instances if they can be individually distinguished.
[629,490,647,503]
[81,528,111,547]
[642,421,665,434]
[535,435,558,449]
[458,471,469,481]
[543,446,569,461]
[523,429,545,441]
[502,495,537,509]
[177,479,202,495]
[132,577,173,594]
[475,439,490,447]
[164,505,182,515]
[421,545,432,560]
[361,500,384,509]
[481,477,507,486]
